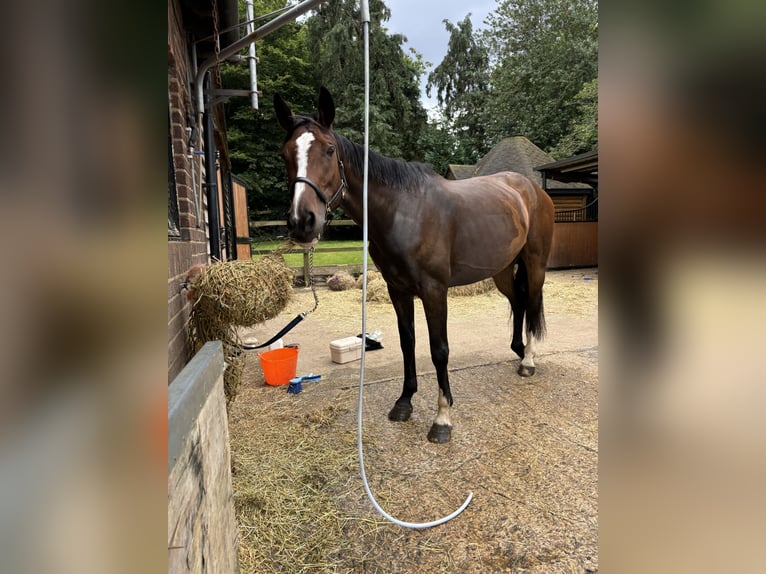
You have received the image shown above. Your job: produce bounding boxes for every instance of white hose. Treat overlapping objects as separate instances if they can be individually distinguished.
[356,1,473,529]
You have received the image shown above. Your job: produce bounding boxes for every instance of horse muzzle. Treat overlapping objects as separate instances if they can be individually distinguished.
[286,209,324,247]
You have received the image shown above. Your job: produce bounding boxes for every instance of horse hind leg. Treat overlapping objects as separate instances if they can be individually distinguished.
[492,262,527,360]
[518,255,547,377]
[512,260,529,360]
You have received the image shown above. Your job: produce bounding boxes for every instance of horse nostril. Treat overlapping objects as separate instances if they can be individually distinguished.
[286,214,296,231]
[304,211,316,230]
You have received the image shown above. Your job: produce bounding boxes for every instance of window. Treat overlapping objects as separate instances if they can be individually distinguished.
[168,111,181,237]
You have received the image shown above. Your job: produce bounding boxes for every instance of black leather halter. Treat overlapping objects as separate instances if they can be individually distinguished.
[289,158,348,214]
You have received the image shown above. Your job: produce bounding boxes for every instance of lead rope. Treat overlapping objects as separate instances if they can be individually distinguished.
[356,0,473,529]
[307,246,319,314]
[237,243,317,351]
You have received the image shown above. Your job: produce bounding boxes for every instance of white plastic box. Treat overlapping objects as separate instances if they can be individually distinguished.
[330,336,363,364]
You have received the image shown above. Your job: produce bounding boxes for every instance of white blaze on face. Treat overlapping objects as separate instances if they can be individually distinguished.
[292,131,316,220]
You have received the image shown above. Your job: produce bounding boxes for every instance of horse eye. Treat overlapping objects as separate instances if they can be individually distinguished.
[327,145,335,156]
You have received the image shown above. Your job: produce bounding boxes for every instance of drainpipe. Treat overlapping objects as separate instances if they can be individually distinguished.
[203,73,221,261]
[194,0,324,118]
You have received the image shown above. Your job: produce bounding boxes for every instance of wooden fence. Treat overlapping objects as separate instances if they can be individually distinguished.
[250,219,370,284]
[554,198,598,223]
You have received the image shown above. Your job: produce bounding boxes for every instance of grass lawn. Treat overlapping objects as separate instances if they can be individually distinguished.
[250,239,372,267]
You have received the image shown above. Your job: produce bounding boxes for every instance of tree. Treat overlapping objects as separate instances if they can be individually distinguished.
[305,0,427,160]
[426,15,491,162]
[221,0,316,219]
[551,77,598,158]
[484,0,598,152]
[417,115,460,176]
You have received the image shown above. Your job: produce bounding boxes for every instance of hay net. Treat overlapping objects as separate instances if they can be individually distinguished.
[187,255,293,402]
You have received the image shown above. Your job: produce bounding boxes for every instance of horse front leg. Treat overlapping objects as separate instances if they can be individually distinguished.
[387,287,417,422]
[421,284,453,444]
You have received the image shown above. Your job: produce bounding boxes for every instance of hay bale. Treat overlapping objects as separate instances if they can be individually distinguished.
[365,275,390,303]
[189,257,293,327]
[326,271,356,291]
[355,270,382,288]
[448,278,496,297]
[355,270,380,288]
[353,270,390,302]
[187,256,293,403]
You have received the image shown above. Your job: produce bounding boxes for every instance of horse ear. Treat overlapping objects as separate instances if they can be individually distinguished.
[274,93,294,132]
[316,86,335,129]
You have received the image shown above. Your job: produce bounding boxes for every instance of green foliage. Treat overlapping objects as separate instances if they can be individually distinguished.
[305,0,427,161]
[426,15,491,163]
[550,77,598,158]
[416,115,458,177]
[221,0,317,217]
[222,0,430,221]
[482,0,598,152]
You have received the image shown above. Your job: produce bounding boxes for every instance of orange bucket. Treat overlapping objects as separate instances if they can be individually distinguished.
[259,347,299,386]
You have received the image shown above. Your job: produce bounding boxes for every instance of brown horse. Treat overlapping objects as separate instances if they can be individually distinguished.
[275,87,555,443]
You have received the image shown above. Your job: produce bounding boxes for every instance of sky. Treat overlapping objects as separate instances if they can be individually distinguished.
[381,0,497,112]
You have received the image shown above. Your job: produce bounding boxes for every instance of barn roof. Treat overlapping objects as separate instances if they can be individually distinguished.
[536,149,598,188]
[475,137,590,189]
[446,164,475,180]
[448,137,591,191]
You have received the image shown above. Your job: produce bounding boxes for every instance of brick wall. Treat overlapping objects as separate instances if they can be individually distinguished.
[168,0,211,382]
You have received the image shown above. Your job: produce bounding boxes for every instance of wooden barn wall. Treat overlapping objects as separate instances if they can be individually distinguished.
[168,342,238,573]
[551,194,587,211]
[168,0,210,381]
[233,179,251,260]
[548,222,598,268]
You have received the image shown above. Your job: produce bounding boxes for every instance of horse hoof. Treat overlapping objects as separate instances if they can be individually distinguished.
[518,365,535,377]
[388,402,413,422]
[427,424,452,443]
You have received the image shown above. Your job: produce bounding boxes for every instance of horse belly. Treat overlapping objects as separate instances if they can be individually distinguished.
[450,214,527,285]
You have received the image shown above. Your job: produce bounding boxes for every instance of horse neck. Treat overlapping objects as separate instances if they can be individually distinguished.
[336,140,398,234]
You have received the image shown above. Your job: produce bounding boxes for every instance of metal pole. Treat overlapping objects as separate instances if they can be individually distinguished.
[245,0,259,109]
[194,0,324,116]
[204,73,221,260]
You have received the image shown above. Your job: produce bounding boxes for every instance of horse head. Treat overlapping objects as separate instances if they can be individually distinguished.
[274,87,346,248]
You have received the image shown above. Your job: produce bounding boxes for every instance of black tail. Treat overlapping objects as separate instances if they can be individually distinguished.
[516,258,546,339]
[513,258,529,313]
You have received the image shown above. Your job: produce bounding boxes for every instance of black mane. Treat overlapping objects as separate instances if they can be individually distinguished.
[335,134,435,191]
